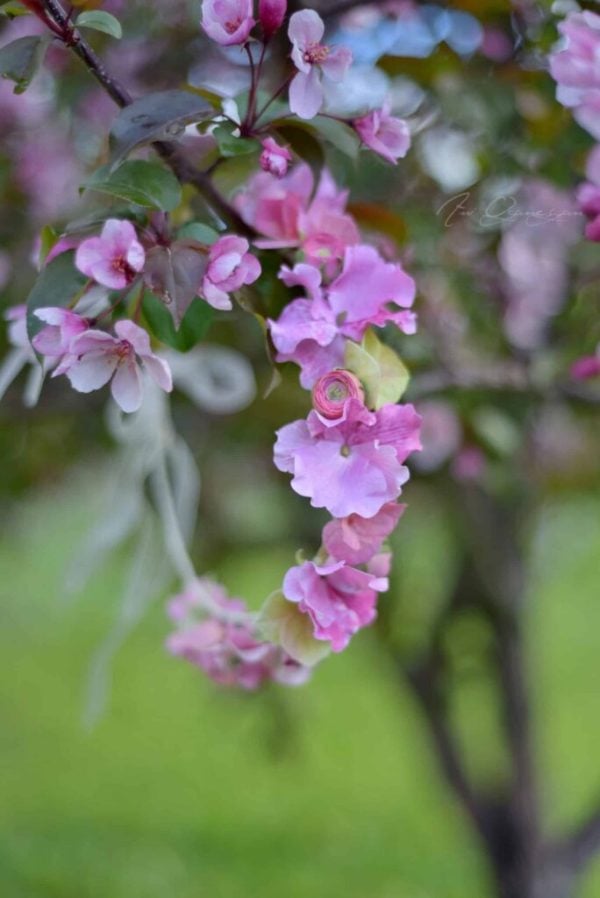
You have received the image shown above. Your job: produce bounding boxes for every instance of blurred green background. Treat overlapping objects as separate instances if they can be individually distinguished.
[1,473,599,898]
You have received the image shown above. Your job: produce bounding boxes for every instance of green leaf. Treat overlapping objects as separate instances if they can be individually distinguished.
[311,116,360,159]
[257,591,330,667]
[76,10,122,39]
[176,222,220,244]
[26,251,88,342]
[0,2,30,17]
[345,329,410,409]
[83,160,182,212]
[0,35,49,93]
[142,290,214,352]
[38,225,59,267]
[109,90,214,165]
[212,123,260,158]
[276,115,359,161]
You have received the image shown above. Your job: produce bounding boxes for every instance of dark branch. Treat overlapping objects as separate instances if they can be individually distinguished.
[40,0,253,236]
[556,805,600,874]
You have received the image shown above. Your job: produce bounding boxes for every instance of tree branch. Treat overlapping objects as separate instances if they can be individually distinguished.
[40,0,253,236]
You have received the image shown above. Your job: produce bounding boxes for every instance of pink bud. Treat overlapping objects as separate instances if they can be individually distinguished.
[312,370,364,420]
[259,137,292,178]
[259,0,286,38]
[570,354,600,381]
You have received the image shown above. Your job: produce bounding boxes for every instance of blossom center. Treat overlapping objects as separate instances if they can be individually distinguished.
[224,17,242,34]
[304,43,329,65]
[112,255,136,281]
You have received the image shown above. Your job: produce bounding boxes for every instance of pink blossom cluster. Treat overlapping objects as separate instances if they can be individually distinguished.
[34,309,172,413]
[549,10,600,140]
[199,0,411,159]
[276,389,421,652]
[166,578,310,688]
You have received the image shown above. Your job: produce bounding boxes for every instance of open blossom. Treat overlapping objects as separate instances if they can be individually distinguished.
[353,103,411,164]
[201,235,261,310]
[75,219,145,290]
[32,308,88,357]
[57,319,172,413]
[288,10,352,119]
[268,246,416,387]
[260,137,292,178]
[549,10,600,140]
[201,0,255,46]
[235,163,359,266]
[274,397,422,519]
[282,558,387,652]
[166,578,309,688]
[322,502,405,565]
[259,0,286,39]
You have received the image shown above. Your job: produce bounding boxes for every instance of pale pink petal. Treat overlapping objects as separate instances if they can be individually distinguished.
[143,355,173,392]
[320,45,352,82]
[66,352,117,393]
[288,9,324,49]
[289,68,324,120]
[111,357,143,413]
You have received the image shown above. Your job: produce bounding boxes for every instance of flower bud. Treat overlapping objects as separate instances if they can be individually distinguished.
[259,0,287,39]
[259,137,292,178]
[312,370,364,420]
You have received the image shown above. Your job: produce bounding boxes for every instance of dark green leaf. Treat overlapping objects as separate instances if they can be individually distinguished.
[277,115,359,160]
[213,123,260,158]
[26,251,88,342]
[142,290,214,351]
[109,90,214,165]
[76,10,122,39]
[0,35,49,93]
[83,161,182,211]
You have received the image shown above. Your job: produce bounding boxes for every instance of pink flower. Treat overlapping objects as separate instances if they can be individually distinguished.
[577,145,600,241]
[312,369,364,421]
[570,350,600,380]
[166,578,309,688]
[260,137,292,178]
[259,0,286,39]
[282,558,387,652]
[268,247,416,387]
[549,11,600,139]
[354,103,411,164]
[274,398,422,519]
[201,0,254,46]
[32,307,88,357]
[235,164,359,266]
[75,219,145,290]
[288,10,352,120]
[58,319,172,413]
[201,235,261,310]
[322,502,405,566]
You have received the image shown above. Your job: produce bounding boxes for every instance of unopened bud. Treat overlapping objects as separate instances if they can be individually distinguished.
[258,0,287,39]
[312,370,364,420]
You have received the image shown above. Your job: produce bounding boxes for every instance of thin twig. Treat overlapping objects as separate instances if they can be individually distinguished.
[40,0,253,235]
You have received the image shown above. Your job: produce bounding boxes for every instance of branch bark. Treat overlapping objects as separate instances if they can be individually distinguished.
[40,0,253,236]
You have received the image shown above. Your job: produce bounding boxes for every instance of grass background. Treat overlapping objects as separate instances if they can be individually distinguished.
[1,474,599,898]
